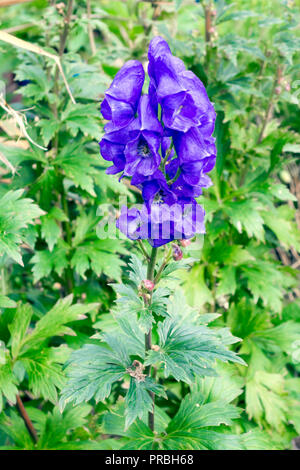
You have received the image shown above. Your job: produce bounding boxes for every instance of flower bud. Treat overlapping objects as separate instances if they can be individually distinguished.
[275,86,281,95]
[142,279,155,291]
[285,82,291,92]
[280,170,292,184]
[56,2,65,14]
[172,243,183,261]
[180,239,191,247]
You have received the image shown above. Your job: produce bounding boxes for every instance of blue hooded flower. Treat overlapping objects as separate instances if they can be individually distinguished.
[101,60,145,129]
[100,94,164,178]
[131,169,176,207]
[148,36,216,133]
[99,122,134,175]
[100,60,145,175]
[123,95,163,178]
[172,126,216,185]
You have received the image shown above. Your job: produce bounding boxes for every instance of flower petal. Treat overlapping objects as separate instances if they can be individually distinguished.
[138,95,163,134]
[105,60,145,108]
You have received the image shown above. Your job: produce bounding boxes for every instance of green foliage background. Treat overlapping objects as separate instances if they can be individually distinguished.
[0,0,299,450]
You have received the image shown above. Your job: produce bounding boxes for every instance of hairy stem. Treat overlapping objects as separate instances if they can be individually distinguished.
[16,394,38,444]
[145,246,158,431]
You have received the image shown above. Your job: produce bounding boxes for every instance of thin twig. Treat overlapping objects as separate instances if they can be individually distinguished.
[2,23,33,34]
[52,0,74,101]
[154,248,172,284]
[0,96,47,150]
[0,30,76,104]
[87,0,96,56]
[0,0,31,5]
[58,0,73,57]
[52,0,76,105]
[51,0,75,293]
[0,150,16,175]
[204,5,212,43]
[137,240,150,261]
[257,66,281,144]
[16,394,38,444]
[291,259,300,269]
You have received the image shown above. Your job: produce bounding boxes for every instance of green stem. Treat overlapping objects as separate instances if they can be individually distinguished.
[257,65,281,145]
[1,268,6,295]
[145,246,158,432]
[61,187,74,293]
[147,247,158,282]
[167,167,181,186]
[154,247,172,284]
[160,139,174,173]
[137,240,150,261]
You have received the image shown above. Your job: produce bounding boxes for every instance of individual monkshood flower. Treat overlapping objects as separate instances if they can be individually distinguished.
[122,94,163,178]
[148,36,216,134]
[170,172,212,200]
[131,169,176,207]
[99,123,131,175]
[100,94,163,178]
[171,127,216,186]
[100,60,145,129]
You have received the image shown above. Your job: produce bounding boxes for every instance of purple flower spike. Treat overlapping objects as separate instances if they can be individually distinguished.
[100,36,216,247]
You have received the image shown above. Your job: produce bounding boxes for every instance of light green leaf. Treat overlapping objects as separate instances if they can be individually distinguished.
[8,303,32,359]
[0,295,17,309]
